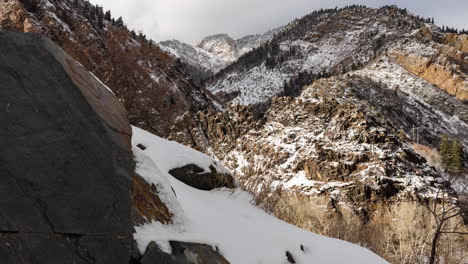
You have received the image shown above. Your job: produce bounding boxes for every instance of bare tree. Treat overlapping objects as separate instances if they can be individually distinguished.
[422,171,468,264]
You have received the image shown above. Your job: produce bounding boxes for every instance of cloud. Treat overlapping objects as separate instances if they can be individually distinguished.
[89,0,468,44]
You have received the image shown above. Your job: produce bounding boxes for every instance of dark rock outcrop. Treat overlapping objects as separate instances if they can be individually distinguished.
[169,164,235,191]
[0,31,135,263]
[139,241,230,264]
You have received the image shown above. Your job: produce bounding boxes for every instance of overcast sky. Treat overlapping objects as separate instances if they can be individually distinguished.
[89,0,468,44]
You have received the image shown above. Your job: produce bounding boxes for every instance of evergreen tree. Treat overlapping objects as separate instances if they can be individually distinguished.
[104,10,112,21]
[439,134,451,167]
[115,17,125,28]
[450,140,464,171]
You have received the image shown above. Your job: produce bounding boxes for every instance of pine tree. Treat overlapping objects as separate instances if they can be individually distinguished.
[439,134,452,167]
[115,17,124,28]
[104,10,112,21]
[450,140,464,171]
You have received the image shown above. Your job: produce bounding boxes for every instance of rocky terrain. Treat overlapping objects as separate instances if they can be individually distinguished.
[0,30,237,264]
[193,5,468,263]
[197,75,467,263]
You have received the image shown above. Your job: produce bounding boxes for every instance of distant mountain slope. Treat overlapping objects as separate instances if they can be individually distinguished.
[159,27,283,81]
[159,39,227,82]
[205,5,443,105]
[0,0,215,148]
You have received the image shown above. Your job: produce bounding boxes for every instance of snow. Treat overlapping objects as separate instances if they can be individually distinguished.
[132,126,229,175]
[131,126,388,264]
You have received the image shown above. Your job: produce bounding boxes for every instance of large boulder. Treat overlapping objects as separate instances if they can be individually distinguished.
[139,241,230,264]
[0,31,135,263]
[168,164,235,191]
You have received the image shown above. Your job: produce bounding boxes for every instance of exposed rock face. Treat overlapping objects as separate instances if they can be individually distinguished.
[0,31,231,263]
[350,47,468,151]
[0,31,134,262]
[391,28,468,101]
[0,0,39,32]
[168,164,235,190]
[139,241,230,264]
[196,34,239,63]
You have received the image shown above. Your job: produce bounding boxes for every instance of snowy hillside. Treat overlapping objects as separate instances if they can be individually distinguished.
[159,28,283,79]
[159,39,227,81]
[131,126,388,264]
[206,6,431,105]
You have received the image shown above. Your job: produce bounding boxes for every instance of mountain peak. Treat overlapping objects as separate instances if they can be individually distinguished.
[196,33,239,63]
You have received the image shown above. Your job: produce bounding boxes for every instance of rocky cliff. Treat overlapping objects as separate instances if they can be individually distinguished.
[0,30,135,263]
[197,74,467,263]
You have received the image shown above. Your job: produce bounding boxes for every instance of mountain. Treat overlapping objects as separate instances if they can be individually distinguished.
[204,5,468,149]
[159,39,226,83]
[158,27,282,81]
[206,6,465,106]
[0,0,215,148]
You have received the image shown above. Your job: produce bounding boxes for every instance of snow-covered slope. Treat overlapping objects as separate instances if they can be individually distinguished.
[206,6,431,105]
[159,39,227,81]
[131,126,387,264]
[159,28,283,79]
[196,34,239,64]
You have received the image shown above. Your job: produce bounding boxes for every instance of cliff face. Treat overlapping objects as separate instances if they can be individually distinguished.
[391,27,468,101]
[0,31,135,263]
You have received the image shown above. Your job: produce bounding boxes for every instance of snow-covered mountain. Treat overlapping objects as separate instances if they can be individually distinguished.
[159,39,226,82]
[159,27,283,79]
[196,34,240,64]
[204,5,468,149]
[206,6,426,105]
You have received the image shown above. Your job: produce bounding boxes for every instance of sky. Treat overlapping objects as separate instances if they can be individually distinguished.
[89,0,468,44]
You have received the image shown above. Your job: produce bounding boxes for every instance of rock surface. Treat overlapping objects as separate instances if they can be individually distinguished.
[168,164,235,191]
[139,241,230,264]
[0,31,135,262]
